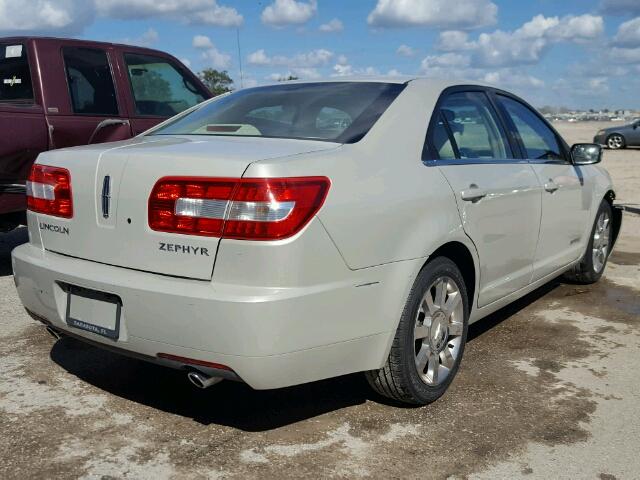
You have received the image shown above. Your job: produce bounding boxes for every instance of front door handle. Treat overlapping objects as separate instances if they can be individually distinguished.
[461,184,488,202]
[544,180,559,193]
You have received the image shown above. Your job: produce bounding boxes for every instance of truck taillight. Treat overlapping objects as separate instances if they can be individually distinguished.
[149,176,330,240]
[26,164,73,218]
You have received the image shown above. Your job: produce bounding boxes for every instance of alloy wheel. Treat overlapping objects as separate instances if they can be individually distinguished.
[607,135,624,149]
[414,276,464,386]
[592,210,611,273]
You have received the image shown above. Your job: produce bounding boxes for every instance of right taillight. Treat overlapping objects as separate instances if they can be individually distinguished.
[149,176,330,240]
[26,164,73,218]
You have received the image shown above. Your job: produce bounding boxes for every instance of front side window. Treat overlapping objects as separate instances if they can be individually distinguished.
[151,82,405,143]
[498,95,564,161]
[432,92,512,160]
[0,43,34,103]
[63,47,118,115]
[125,53,206,117]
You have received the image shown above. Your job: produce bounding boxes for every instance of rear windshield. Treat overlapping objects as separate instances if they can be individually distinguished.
[151,82,406,143]
[0,43,34,103]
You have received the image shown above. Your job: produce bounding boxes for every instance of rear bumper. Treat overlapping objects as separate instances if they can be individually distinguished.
[11,243,413,389]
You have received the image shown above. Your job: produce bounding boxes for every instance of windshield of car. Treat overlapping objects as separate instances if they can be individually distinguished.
[150,82,406,143]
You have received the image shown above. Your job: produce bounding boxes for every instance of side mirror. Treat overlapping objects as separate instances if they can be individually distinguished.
[571,143,602,165]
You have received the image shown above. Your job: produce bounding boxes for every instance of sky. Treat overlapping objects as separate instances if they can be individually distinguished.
[1,0,640,109]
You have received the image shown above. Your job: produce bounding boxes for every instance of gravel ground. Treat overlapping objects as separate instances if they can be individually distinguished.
[0,122,638,479]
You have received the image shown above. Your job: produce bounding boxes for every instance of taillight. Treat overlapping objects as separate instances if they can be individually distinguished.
[149,176,330,240]
[26,164,73,218]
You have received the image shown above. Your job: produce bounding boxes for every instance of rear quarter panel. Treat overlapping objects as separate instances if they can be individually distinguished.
[245,79,474,271]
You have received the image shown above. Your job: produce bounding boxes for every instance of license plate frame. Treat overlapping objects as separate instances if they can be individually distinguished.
[65,285,122,340]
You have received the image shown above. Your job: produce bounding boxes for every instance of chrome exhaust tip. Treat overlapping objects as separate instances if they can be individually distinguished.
[187,371,224,389]
[45,325,63,340]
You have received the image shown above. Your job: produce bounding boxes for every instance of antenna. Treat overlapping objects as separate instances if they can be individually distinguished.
[236,28,244,89]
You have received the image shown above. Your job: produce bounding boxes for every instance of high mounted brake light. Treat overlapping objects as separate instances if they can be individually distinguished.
[26,164,73,218]
[149,177,330,240]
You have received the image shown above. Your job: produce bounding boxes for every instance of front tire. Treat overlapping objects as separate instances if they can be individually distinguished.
[366,257,469,405]
[606,134,625,150]
[564,200,613,284]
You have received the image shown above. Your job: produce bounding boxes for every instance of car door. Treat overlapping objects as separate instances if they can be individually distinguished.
[626,120,640,146]
[425,89,542,307]
[119,51,208,136]
[46,45,132,149]
[494,94,590,282]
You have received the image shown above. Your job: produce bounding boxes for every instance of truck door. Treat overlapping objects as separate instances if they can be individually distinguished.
[0,40,47,218]
[46,46,132,148]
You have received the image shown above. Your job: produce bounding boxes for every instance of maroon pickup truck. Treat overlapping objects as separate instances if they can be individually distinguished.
[0,37,211,231]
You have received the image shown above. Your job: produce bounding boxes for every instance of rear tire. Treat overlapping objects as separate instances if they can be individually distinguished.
[563,200,613,284]
[366,257,469,405]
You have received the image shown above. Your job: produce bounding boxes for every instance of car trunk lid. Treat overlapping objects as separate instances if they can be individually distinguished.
[36,135,338,280]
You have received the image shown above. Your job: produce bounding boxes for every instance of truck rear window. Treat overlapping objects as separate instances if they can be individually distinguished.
[0,44,34,103]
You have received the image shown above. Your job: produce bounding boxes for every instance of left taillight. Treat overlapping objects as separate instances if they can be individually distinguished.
[26,164,73,218]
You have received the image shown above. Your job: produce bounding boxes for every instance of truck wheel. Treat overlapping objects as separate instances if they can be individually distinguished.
[564,200,613,284]
[0,212,25,233]
[366,257,469,405]
[0,221,19,233]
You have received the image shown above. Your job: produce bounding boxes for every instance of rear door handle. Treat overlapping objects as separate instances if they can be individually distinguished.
[461,185,488,202]
[544,180,559,193]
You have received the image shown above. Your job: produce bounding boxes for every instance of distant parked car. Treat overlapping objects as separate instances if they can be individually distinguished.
[593,119,640,150]
[13,79,621,405]
[0,37,211,231]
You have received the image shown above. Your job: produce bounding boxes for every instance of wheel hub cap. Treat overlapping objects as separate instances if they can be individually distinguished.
[429,312,448,352]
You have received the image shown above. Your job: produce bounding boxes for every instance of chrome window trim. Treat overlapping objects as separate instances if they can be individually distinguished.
[423,158,571,167]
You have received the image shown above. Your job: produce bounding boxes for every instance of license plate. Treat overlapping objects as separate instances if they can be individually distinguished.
[65,285,122,340]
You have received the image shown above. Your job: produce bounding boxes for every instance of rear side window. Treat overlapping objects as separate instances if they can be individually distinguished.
[432,92,512,160]
[0,44,34,103]
[432,113,456,160]
[63,47,119,115]
[497,95,564,161]
[124,53,206,117]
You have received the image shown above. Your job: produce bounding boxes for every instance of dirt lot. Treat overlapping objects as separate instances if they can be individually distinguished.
[1,122,639,479]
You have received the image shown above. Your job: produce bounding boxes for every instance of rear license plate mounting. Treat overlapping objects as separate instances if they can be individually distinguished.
[64,284,122,340]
